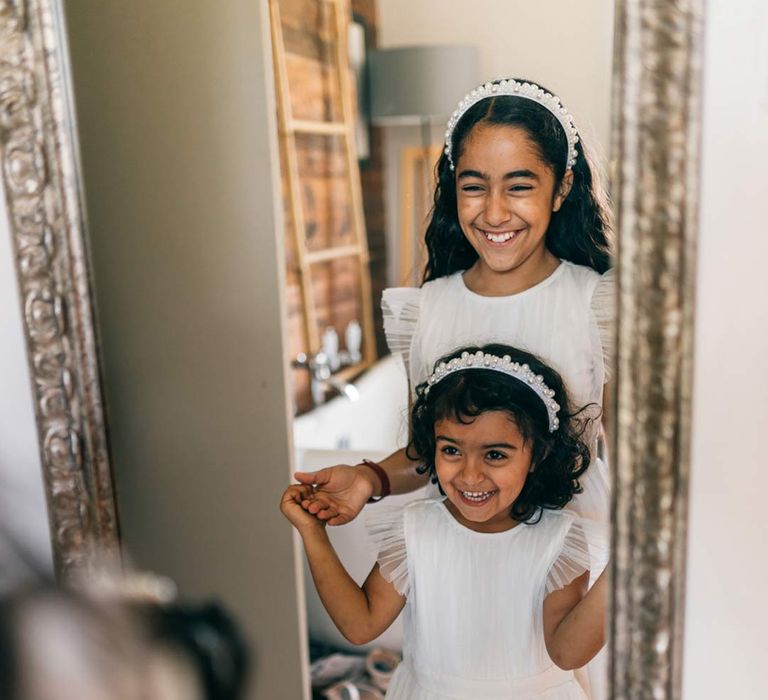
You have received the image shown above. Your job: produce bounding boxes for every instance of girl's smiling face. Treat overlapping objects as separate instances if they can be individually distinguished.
[455,124,571,291]
[434,410,533,533]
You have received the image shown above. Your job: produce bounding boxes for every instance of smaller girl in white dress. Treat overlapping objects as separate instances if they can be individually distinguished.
[281,343,607,699]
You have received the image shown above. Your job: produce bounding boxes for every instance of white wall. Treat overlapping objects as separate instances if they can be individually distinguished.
[378,0,614,149]
[683,1,768,698]
[377,0,614,284]
[0,177,53,584]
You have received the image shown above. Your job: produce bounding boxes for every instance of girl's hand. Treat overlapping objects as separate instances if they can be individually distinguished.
[280,484,326,535]
[293,465,376,526]
[543,568,607,669]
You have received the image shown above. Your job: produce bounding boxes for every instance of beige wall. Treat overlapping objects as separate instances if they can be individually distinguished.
[683,1,768,697]
[378,0,615,150]
[376,0,614,285]
[62,2,308,698]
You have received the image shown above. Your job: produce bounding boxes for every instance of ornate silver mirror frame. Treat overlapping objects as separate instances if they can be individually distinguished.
[608,0,704,698]
[0,0,704,695]
[0,0,118,581]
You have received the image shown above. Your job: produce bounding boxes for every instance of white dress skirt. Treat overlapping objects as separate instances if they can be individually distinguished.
[367,498,599,700]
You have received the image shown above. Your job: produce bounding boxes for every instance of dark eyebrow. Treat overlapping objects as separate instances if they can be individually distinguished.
[435,436,518,450]
[457,169,540,181]
[483,443,518,450]
[435,435,460,444]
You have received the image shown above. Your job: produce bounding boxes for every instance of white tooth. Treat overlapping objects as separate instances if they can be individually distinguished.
[463,490,493,500]
[485,231,513,243]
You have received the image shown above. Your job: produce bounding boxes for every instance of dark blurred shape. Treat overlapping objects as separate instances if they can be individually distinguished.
[0,582,249,700]
[138,600,249,700]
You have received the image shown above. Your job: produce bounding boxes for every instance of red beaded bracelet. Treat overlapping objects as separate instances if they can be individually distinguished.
[360,459,391,502]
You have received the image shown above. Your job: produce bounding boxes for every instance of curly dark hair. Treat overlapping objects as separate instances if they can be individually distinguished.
[423,77,614,283]
[407,344,596,523]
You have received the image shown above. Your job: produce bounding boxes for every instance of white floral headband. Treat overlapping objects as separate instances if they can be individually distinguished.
[424,350,561,432]
[444,79,580,172]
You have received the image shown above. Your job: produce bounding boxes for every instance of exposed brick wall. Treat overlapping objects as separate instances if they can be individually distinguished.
[276,0,387,414]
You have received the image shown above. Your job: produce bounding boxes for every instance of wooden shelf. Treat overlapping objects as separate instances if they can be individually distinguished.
[331,360,373,383]
[288,119,347,136]
[305,245,362,264]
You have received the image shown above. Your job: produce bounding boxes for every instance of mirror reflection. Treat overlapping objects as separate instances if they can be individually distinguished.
[274,1,615,698]
[0,0,618,698]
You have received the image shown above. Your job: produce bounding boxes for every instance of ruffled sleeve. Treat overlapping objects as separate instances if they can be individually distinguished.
[545,517,607,596]
[590,268,616,383]
[381,287,421,385]
[365,505,409,597]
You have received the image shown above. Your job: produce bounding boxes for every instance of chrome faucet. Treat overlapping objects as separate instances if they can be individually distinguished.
[293,350,359,406]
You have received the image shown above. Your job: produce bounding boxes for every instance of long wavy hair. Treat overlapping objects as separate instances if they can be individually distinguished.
[423,78,614,282]
[407,344,596,523]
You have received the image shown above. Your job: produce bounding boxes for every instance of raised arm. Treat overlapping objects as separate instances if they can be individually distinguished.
[293,447,428,525]
[542,568,608,670]
[280,485,406,645]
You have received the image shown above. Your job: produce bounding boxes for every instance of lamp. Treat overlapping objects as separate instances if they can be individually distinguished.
[368,46,480,126]
[367,46,480,284]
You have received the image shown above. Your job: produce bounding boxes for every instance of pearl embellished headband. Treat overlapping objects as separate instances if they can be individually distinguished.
[424,350,561,432]
[444,79,580,172]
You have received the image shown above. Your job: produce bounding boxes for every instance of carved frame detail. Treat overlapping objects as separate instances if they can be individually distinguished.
[0,0,119,580]
[609,0,704,698]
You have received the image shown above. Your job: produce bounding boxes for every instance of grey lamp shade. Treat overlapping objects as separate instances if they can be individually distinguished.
[368,46,480,125]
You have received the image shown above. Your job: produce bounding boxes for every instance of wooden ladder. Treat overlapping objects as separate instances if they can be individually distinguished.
[269,0,376,379]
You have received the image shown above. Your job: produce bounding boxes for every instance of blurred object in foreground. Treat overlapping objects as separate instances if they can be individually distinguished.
[0,582,249,700]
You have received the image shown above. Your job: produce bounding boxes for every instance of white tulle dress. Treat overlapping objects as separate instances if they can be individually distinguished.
[367,498,595,700]
[382,261,614,698]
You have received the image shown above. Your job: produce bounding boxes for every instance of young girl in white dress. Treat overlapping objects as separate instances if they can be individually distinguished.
[283,344,607,699]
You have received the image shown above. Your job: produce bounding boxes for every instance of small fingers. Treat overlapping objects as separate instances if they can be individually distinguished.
[303,495,332,514]
[282,484,312,504]
[314,505,343,521]
[298,484,316,499]
[298,500,339,521]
